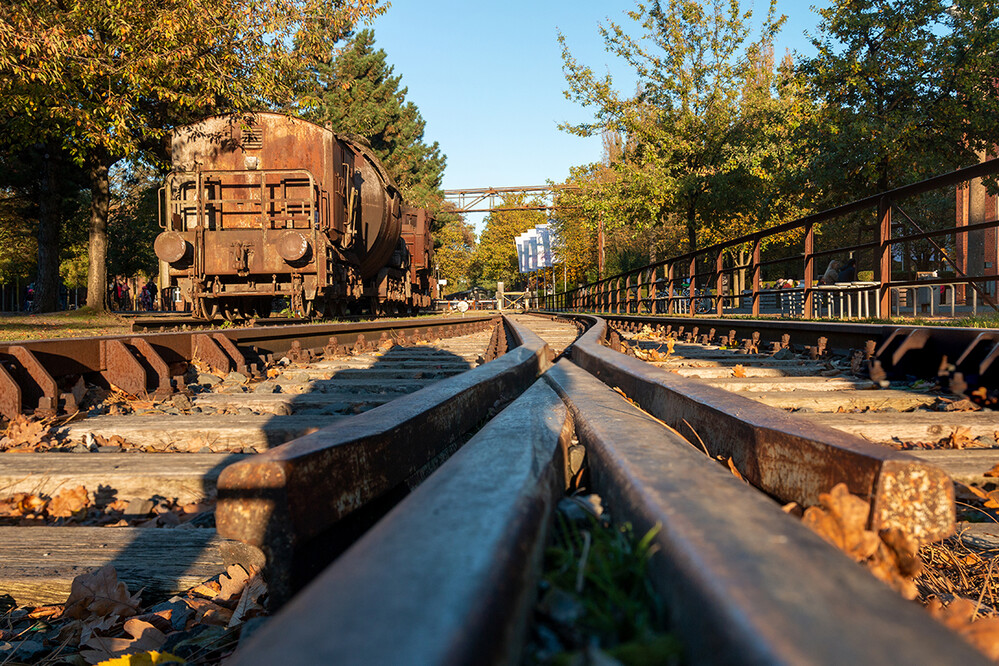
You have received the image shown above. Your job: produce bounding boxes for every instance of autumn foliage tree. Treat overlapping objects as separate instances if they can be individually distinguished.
[799,0,999,200]
[432,212,476,293]
[302,29,446,209]
[0,0,383,311]
[559,0,787,256]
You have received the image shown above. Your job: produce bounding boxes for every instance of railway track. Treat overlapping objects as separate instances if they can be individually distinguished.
[0,312,997,663]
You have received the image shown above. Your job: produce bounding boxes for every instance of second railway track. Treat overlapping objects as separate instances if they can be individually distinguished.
[1,312,998,663]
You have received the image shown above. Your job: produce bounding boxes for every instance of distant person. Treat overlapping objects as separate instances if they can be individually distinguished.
[819,260,842,285]
[837,258,857,282]
[24,284,34,312]
[147,281,158,310]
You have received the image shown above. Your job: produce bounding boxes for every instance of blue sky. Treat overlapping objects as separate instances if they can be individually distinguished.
[370,1,829,227]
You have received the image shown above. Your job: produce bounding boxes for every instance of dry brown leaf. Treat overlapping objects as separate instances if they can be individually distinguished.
[183,597,233,626]
[1,414,53,451]
[732,364,746,378]
[228,571,267,627]
[944,399,981,413]
[725,457,745,481]
[945,426,975,449]
[803,484,926,599]
[984,463,999,478]
[48,485,91,518]
[64,565,141,621]
[0,492,48,518]
[802,483,880,561]
[27,605,64,620]
[80,618,167,664]
[928,598,999,660]
[189,582,221,600]
[217,564,251,605]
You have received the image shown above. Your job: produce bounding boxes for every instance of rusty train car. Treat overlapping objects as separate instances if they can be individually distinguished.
[153,112,435,319]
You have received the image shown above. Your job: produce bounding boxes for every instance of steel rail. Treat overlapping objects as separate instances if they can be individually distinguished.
[229,312,980,664]
[544,357,985,665]
[557,312,999,389]
[567,315,955,543]
[229,375,572,665]
[0,315,498,419]
[215,316,554,604]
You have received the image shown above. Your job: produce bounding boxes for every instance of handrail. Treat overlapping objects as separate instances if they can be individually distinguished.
[549,158,999,318]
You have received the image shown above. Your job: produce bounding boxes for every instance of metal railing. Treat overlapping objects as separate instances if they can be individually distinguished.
[545,159,999,319]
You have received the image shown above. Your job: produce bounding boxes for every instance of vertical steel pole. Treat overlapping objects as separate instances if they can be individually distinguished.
[804,223,814,319]
[689,257,696,316]
[752,238,762,317]
[715,249,724,316]
[879,196,892,316]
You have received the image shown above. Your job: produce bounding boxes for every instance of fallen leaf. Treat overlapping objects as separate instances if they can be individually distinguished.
[943,399,981,413]
[984,463,999,478]
[732,364,746,378]
[183,597,233,627]
[725,457,744,481]
[92,652,185,666]
[928,598,999,660]
[27,605,64,620]
[48,485,91,518]
[944,426,975,449]
[64,565,141,621]
[0,492,48,518]
[228,571,266,627]
[81,619,166,664]
[216,565,250,605]
[802,483,879,561]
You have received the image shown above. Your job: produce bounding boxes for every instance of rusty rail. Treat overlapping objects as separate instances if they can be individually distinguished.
[0,315,498,420]
[229,376,572,665]
[568,315,955,543]
[215,316,553,604]
[543,358,983,664]
[577,312,999,393]
[223,313,981,665]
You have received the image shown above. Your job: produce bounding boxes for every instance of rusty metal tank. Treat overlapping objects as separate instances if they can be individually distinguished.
[343,136,404,279]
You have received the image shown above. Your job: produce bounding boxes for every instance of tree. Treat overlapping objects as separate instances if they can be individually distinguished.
[473,195,547,289]
[0,145,87,311]
[559,0,786,254]
[798,0,999,199]
[433,212,476,293]
[107,158,162,282]
[0,0,384,310]
[302,29,446,208]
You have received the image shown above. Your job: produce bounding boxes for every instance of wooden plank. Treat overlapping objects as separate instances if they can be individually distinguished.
[0,453,247,502]
[194,392,393,414]
[909,449,999,487]
[809,412,999,443]
[294,369,463,380]
[650,362,827,378]
[749,389,938,412]
[704,376,876,392]
[0,527,228,606]
[55,415,344,452]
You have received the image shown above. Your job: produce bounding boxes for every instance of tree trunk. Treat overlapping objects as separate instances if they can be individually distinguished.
[86,156,110,311]
[34,147,61,312]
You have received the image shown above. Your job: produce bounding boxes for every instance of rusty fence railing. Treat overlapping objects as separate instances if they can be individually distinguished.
[545,159,999,319]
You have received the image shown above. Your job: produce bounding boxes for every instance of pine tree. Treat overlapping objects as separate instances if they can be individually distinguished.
[304,30,446,205]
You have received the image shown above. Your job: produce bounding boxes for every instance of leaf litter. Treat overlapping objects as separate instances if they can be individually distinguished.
[0,563,266,664]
